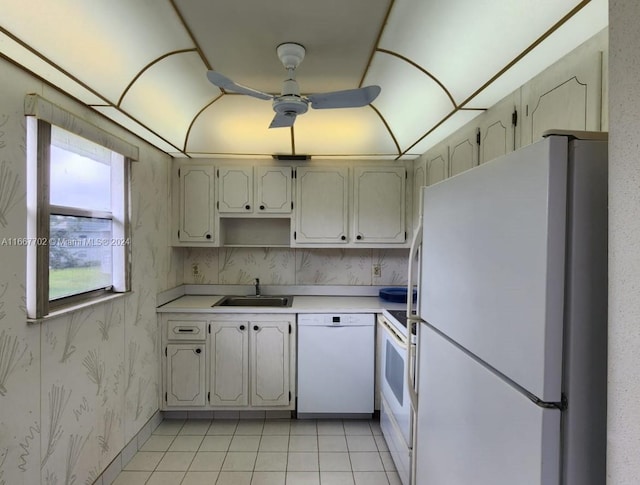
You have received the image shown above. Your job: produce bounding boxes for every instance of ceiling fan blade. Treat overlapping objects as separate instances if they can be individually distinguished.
[269,112,297,129]
[206,70,272,101]
[307,85,381,109]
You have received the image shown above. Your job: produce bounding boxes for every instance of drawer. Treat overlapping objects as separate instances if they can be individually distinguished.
[167,320,207,341]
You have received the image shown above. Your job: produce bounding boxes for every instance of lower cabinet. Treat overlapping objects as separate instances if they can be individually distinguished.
[166,343,207,406]
[209,321,249,406]
[250,320,291,407]
[162,313,295,411]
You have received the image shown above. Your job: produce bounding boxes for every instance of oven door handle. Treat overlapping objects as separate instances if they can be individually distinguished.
[378,316,407,349]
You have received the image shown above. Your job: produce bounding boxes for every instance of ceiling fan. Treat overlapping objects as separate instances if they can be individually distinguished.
[206,42,381,129]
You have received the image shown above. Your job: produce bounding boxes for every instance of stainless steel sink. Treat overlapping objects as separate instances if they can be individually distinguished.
[214,296,293,308]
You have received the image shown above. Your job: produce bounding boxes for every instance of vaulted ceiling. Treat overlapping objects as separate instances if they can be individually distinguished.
[0,0,607,159]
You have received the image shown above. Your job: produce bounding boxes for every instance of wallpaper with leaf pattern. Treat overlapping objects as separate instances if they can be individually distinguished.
[0,59,182,485]
[184,247,408,286]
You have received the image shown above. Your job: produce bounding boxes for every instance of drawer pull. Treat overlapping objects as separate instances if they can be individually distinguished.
[195,348,202,354]
[178,328,194,332]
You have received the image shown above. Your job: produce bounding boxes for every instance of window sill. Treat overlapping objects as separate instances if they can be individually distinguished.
[27,291,130,324]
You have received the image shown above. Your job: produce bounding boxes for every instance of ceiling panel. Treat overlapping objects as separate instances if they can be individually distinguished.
[93,106,182,154]
[409,110,485,156]
[293,107,397,157]
[175,0,391,94]
[379,0,596,105]
[120,51,217,149]
[0,0,608,159]
[366,51,456,152]
[0,30,106,105]
[0,0,194,102]
[467,1,608,108]
[186,96,292,156]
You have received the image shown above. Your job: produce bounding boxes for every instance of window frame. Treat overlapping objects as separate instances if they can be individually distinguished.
[26,118,131,319]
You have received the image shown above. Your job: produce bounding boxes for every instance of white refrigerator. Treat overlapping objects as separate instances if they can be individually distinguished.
[412,133,607,485]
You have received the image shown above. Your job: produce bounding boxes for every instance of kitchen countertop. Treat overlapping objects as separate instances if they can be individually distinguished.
[157,294,407,314]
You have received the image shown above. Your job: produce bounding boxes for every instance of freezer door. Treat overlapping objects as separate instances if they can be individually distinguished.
[420,136,568,401]
[415,325,560,485]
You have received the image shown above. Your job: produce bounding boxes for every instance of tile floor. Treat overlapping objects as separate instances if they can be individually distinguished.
[112,418,401,485]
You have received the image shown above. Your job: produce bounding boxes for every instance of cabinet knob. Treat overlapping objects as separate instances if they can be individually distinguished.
[205,233,212,240]
[239,325,245,331]
[253,325,259,331]
[356,235,363,240]
[260,205,265,210]
[245,204,251,210]
[195,348,202,354]
[341,235,346,241]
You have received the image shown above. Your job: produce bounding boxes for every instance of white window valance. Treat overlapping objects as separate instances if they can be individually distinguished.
[24,94,139,161]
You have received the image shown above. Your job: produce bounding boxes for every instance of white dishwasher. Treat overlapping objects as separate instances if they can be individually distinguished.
[297,313,375,417]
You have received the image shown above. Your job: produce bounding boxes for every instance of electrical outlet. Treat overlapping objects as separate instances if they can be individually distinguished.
[373,264,382,278]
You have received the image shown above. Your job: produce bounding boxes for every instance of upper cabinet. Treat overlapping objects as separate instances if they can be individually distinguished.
[217,166,253,213]
[218,165,292,215]
[418,30,606,188]
[293,165,409,247]
[177,165,215,244]
[352,167,406,244]
[520,49,602,146]
[478,91,521,164]
[256,166,293,214]
[448,128,478,177]
[294,166,349,245]
[172,160,411,248]
[426,143,449,186]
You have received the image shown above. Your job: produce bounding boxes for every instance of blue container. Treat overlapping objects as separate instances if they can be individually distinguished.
[379,287,417,303]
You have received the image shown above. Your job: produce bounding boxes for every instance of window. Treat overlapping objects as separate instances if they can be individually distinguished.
[26,117,131,319]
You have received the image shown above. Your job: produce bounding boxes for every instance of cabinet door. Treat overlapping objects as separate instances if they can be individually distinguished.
[426,143,449,186]
[209,322,249,406]
[294,167,349,244]
[478,90,521,164]
[449,129,478,177]
[353,167,406,244]
[520,49,602,146]
[256,166,292,213]
[218,167,253,213]
[179,166,215,242]
[166,344,206,406]
[250,321,290,407]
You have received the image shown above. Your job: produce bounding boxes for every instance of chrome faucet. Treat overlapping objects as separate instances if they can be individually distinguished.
[254,278,261,297]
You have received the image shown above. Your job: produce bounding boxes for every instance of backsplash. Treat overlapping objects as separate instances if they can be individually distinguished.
[183,247,409,286]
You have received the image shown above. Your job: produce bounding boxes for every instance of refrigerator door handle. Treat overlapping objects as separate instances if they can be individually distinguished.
[406,221,422,413]
[406,221,422,320]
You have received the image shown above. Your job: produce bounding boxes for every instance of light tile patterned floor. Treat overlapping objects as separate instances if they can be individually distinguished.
[113,418,402,485]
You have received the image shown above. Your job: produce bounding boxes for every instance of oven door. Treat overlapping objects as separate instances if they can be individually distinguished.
[379,315,414,446]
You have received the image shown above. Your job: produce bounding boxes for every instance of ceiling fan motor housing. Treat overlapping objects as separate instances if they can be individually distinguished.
[273,95,309,116]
